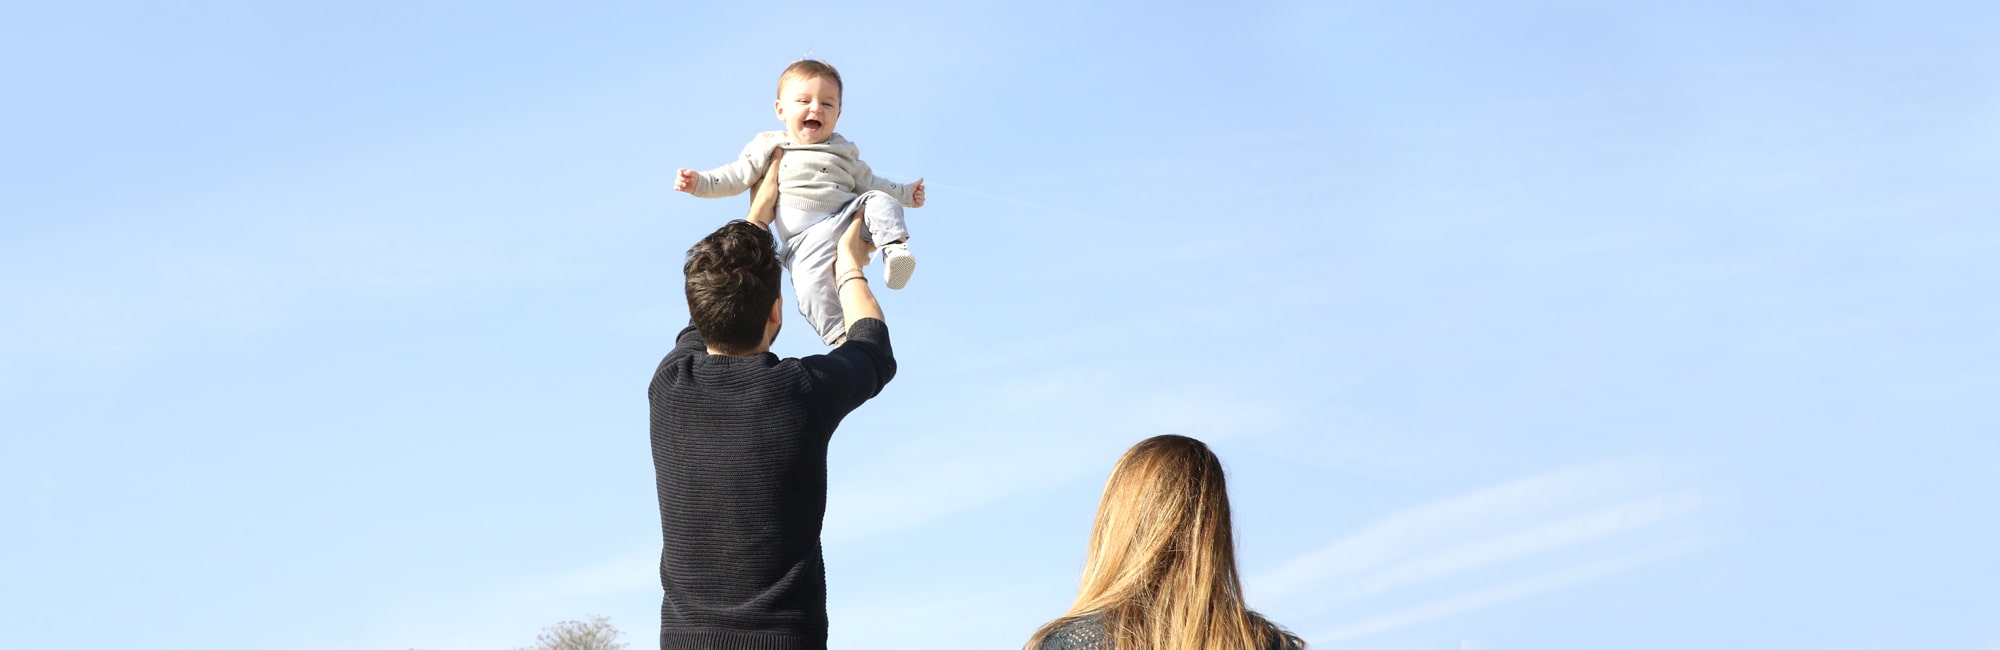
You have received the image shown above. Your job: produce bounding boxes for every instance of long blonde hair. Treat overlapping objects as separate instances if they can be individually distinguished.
[1028,435,1304,650]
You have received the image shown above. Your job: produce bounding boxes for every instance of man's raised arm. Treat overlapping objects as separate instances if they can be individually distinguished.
[745,146,784,229]
[833,216,883,330]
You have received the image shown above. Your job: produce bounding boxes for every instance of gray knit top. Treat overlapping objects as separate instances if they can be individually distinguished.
[691,131,918,214]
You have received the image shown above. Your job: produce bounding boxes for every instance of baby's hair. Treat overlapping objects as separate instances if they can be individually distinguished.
[777,59,843,98]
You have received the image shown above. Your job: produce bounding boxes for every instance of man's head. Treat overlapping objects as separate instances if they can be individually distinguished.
[774,59,843,145]
[684,220,783,355]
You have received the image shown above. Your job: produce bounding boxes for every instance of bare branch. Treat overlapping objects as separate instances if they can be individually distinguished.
[517,615,629,650]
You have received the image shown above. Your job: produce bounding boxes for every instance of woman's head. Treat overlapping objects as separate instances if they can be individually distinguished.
[1035,434,1302,650]
[1078,434,1240,611]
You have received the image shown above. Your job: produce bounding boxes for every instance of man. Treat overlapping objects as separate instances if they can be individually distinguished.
[648,148,895,650]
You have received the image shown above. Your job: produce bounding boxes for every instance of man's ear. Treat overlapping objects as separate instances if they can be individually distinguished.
[762,296,784,349]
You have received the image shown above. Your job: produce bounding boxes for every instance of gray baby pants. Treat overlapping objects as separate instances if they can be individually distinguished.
[781,190,909,345]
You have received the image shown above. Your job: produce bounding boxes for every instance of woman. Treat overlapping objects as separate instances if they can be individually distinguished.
[1026,435,1307,650]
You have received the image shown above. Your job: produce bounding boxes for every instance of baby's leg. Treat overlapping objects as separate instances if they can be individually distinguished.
[854,190,908,245]
[782,214,853,346]
[854,190,916,290]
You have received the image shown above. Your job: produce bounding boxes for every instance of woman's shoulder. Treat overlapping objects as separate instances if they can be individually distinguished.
[1033,614,1111,650]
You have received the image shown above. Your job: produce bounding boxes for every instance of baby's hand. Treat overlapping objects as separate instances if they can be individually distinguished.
[674,169,699,193]
[911,178,926,208]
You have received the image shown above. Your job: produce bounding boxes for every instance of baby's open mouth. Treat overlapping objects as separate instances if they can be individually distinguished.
[803,119,822,130]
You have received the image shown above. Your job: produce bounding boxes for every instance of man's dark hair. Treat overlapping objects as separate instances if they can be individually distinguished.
[684,220,782,354]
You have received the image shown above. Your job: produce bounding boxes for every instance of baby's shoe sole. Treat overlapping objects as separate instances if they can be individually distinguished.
[884,252,916,290]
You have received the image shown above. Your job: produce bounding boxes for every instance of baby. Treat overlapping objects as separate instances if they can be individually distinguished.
[675,59,926,346]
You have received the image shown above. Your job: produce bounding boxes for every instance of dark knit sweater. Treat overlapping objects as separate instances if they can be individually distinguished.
[648,318,896,650]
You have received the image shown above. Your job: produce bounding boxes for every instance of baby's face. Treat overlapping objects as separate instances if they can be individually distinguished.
[774,75,841,145]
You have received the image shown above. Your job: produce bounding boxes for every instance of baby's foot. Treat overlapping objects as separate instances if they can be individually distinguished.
[881,241,916,290]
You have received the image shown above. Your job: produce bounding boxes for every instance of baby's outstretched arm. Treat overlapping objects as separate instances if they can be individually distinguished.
[678,132,787,199]
[856,164,926,208]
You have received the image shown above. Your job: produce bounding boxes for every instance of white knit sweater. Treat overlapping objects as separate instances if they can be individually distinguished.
[691,131,918,214]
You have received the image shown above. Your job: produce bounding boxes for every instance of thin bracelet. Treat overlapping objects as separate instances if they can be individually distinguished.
[840,275,868,290]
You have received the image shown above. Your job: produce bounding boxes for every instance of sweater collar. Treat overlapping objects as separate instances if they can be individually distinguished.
[783,133,853,151]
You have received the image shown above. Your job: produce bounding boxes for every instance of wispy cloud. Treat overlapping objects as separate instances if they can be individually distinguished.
[1254,460,1666,603]
[1307,535,1721,643]
[1251,458,1715,643]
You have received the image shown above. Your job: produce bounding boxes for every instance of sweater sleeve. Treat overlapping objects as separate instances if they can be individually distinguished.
[851,159,918,207]
[693,133,784,199]
[802,317,897,432]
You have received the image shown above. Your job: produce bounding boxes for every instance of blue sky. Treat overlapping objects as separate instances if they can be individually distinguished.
[3,2,1995,648]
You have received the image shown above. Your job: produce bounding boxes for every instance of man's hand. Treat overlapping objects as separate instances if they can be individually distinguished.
[746,147,786,228]
[910,178,926,208]
[835,213,877,278]
[674,168,699,193]
[834,214,885,330]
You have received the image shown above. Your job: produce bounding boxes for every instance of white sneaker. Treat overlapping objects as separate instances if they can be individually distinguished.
[881,242,916,290]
